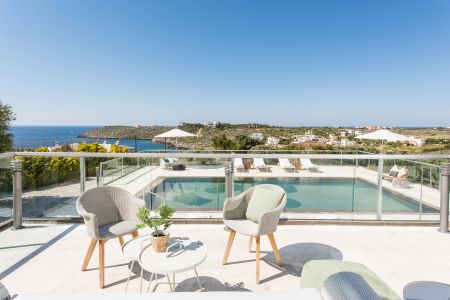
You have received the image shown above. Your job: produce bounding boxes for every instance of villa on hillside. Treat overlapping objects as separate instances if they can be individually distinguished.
[250,132,264,141]
[266,136,280,145]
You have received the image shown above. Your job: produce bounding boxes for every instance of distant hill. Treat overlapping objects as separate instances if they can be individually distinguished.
[80,125,173,140]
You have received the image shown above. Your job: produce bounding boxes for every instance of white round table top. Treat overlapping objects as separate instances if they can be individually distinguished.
[125,236,207,274]
[122,234,153,260]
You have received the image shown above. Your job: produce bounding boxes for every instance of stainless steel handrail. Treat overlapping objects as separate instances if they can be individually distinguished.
[11,151,450,160]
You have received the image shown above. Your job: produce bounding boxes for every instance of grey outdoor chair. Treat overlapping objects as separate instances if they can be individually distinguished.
[222,184,287,284]
[76,186,145,288]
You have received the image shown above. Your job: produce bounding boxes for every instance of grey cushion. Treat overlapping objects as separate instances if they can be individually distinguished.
[389,171,399,177]
[404,281,450,300]
[322,272,380,300]
[98,221,139,240]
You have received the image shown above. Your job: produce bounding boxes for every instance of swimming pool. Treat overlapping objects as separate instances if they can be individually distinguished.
[146,177,437,213]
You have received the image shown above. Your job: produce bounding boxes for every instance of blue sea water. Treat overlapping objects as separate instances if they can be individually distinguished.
[11,126,166,151]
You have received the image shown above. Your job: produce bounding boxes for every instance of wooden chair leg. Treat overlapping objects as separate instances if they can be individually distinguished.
[255,236,260,284]
[267,233,282,266]
[249,236,253,252]
[118,236,124,247]
[99,240,105,288]
[222,230,236,265]
[81,238,97,271]
[131,231,139,238]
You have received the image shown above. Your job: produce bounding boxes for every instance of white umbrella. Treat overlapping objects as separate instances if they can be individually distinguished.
[155,128,196,149]
[356,129,408,152]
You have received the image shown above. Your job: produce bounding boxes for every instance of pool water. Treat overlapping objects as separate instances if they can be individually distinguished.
[147,177,437,213]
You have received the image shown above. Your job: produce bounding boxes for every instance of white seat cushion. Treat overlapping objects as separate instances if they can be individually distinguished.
[397,167,407,178]
[224,219,260,236]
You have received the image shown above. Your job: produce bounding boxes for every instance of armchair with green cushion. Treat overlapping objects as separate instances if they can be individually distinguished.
[222,184,287,284]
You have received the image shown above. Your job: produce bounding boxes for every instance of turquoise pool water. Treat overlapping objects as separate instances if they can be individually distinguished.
[147,177,437,213]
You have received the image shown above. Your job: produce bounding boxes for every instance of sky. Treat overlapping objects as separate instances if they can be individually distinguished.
[1,0,449,127]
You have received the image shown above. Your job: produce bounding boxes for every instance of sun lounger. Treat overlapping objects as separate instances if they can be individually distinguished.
[253,158,270,172]
[300,159,319,172]
[234,158,245,172]
[278,158,295,172]
[383,165,408,181]
[160,158,178,170]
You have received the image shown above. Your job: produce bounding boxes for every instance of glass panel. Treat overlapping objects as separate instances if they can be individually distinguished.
[381,159,422,221]
[0,156,12,224]
[420,159,442,221]
[148,177,224,211]
[20,155,80,218]
[352,157,378,220]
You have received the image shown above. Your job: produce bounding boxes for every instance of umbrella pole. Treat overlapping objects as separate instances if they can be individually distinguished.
[164,138,167,150]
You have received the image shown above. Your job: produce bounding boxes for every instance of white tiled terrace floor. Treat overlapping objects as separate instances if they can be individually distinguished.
[1,223,450,297]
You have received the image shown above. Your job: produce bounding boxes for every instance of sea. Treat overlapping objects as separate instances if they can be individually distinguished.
[11,126,166,152]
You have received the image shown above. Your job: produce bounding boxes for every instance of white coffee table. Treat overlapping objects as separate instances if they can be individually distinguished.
[122,234,153,292]
[124,236,207,293]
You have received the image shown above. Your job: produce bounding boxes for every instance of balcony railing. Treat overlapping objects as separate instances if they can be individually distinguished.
[0,151,449,229]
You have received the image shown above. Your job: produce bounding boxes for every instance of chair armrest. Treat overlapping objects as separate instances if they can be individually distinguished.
[257,193,286,236]
[223,191,249,220]
[76,202,100,239]
[258,207,283,236]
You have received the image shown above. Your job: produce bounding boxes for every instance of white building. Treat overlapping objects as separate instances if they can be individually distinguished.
[407,136,425,147]
[294,131,319,143]
[204,121,220,128]
[250,132,264,141]
[266,136,280,145]
[340,139,356,147]
[341,129,361,137]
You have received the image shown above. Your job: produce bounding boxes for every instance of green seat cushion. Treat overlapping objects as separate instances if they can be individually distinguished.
[301,260,400,300]
[245,186,284,223]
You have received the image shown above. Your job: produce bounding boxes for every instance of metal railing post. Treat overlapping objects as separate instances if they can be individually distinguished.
[11,159,24,230]
[80,156,86,193]
[225,160,234,199]
[121,157,124,176]
[96,166,100,187]
[429,165,432,187]
[439,162,450,233]
[376,158,384,220]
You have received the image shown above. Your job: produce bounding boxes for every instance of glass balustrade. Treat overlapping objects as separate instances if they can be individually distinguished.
[3,151,447,222]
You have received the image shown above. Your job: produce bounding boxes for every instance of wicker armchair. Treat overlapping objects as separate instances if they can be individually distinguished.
[222,184,287,284]
[76,186,145,288]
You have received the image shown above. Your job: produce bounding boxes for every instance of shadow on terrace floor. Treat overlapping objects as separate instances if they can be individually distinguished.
[175,276,250,292]
[260,242,343,284]
[0,224,78,280]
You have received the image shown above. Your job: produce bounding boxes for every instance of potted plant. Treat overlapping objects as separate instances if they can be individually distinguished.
[137,204,175,252]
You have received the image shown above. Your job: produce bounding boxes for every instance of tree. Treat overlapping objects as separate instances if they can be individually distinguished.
[212,134,237,150]
[0,102,16,152]
[235,135,263,150]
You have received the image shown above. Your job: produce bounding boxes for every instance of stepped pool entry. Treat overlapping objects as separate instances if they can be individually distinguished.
[145,177,438,214]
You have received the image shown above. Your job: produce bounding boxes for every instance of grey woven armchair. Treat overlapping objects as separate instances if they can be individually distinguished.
[76,186,145,288]
[222,184,287,284]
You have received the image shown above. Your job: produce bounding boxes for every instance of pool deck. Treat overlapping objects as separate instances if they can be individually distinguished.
[1,223,450,297]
